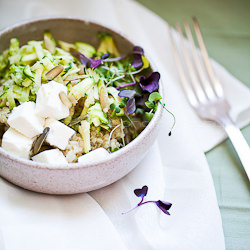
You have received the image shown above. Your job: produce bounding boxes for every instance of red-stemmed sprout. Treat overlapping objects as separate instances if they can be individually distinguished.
[122,185,172,215]
[70,49,105,69]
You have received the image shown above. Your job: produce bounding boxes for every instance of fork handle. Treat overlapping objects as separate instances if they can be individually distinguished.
[219,115,250,181]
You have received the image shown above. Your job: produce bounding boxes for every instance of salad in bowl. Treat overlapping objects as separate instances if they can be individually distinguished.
[0,28,162,165]
[0,17,167,194]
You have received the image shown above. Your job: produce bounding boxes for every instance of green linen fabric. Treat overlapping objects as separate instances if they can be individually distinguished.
[135,0,250,249]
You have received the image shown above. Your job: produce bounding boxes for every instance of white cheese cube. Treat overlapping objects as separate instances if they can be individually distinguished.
[36,80,69,120]
[7,101,44,138]
[45,118,75,150]
[32,149,68,164]
[78,148,109,164]
[1,128,33,159]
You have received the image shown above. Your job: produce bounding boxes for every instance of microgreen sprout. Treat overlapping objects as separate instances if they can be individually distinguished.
[160,101,176,136]
[145,92,176,135]
[100,53,110,59]
[145,92,162,112]
[103,55,126,62]
[70,49,103,69]
[122,185,172,215]
[115,82,136,90]
[110,103,116,110]
[145,110,154,122]
[108,124,121,152]
[106,75,125,86]
[145,92,162,122]
[110,103,121,115]
[139,72,160,93]
[131,46,144,69]
[118,89,138,114]
[119,100,126,108]
[115,106,121,113]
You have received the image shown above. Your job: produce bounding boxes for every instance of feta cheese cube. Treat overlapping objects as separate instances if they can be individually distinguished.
[45,118,75,150]
[7,101,44,138]
[1,128,33,159]
[78,148,109,164]
[36,80,69,120]
[32,149,68,164]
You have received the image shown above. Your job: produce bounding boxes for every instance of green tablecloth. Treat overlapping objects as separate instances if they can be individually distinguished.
[135,0,250,249]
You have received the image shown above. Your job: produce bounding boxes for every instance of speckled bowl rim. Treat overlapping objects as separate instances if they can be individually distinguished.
[0,16,163,170]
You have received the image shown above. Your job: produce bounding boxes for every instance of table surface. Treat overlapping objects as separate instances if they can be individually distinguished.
[135,0,250,249]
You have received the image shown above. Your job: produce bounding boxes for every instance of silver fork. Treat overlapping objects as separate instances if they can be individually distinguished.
[168,17,250,181]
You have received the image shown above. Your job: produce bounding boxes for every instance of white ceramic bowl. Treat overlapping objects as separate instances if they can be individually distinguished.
[0,17,163,194]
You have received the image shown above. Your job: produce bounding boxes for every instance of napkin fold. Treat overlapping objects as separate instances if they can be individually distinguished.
[0,179,127,250]
[1,0,250,249]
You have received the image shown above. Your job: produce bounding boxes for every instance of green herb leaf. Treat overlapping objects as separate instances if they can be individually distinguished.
[145,101,154,109]
[109,146,119,153]
[145,112,154,121]
[110,103,116,110]
[136,108,145,115]
[115,106,121,113]
[119,100,125,108]
[149,92,162,103]
[141,56,149,69]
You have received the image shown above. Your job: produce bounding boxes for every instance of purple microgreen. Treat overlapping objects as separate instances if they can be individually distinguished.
[126,98,136,114]
[139,72,160,93]
[101,53,110,59]
[118,89,138,114]
[116,82,136,90]
[133,46,144,55]
[155,200,172,215]
[134,185,148,200]
[89,58,102,69]
[122,185,172,215]
[131,46,144,69]
[118,89,137,100]
[132,54,143,69]
[70,49,88,65]
[70,49,102,69]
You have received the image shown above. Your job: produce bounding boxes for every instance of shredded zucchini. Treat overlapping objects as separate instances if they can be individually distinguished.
[0,30,156,158]
[87,102,109,127]
[78,120,91,153]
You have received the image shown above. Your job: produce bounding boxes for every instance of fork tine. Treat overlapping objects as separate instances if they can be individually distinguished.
[183,20,216,100]
[167,24,198,107]
[175,23,207,103]
[192,17,224,98]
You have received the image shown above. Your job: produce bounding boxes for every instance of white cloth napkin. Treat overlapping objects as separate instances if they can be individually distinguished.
[1,0,250,249]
